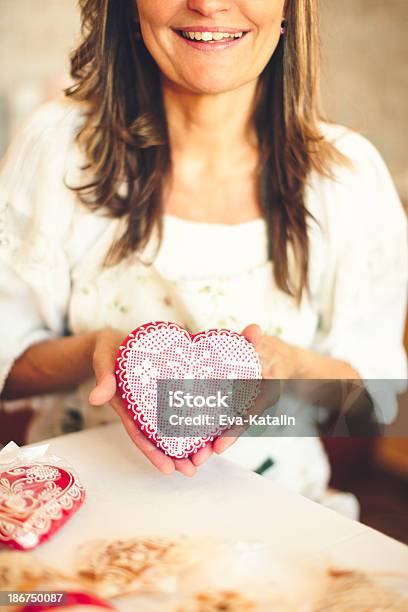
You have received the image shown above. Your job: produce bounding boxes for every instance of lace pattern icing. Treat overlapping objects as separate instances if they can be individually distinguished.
[116,321,262,459]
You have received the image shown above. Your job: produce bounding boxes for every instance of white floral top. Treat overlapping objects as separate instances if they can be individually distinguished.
[0,99,407,502]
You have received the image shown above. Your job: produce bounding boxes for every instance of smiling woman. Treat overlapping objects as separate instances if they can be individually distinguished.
[67,0,345,300]
[0,0,407,508]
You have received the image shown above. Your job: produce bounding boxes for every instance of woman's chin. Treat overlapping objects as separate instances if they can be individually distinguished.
[175,74,246,97]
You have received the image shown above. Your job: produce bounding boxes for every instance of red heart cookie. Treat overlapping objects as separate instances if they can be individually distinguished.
[115,322,262,459]
[0,463,85,550]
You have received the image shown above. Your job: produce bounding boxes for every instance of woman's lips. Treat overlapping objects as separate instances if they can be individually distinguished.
[172,27,250,52]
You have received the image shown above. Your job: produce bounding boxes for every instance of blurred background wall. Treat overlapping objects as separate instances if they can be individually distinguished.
[0,0,407,202]
[320,0,408,205]
[0,0,80,152]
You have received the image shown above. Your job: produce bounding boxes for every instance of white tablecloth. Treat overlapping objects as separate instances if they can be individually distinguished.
[24,423,407,571]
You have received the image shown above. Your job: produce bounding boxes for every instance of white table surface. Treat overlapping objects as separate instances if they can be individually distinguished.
[23,422,407,573]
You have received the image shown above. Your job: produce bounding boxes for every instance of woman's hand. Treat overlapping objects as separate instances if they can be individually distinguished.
[213,323,362,455]
[240,324,360,380]
[240,324,299,379]
[88,327,208,477]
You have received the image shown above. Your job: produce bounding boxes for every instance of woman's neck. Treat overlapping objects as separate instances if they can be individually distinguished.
[162,78,259,175]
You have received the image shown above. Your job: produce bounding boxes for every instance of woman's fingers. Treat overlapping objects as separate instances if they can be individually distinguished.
[212,408,252,455]
[111,395,176,475]
[241,323,263,347]
[116,398,200,477]
[213,434,239,455]
[191,444,213,467]
[89,329,123,405]
[174,458,197,477]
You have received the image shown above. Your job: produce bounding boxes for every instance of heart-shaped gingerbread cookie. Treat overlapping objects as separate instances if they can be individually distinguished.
[0,463,85,550]
[115,322,262,459]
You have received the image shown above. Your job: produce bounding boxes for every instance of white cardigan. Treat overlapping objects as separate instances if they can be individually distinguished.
[0,99,406,499]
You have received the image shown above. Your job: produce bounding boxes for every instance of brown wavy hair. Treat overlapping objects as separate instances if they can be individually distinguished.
[66,0,348,302]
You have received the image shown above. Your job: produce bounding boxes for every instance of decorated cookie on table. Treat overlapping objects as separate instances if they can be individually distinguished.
[115,321,262,459]
[0,441,85,551]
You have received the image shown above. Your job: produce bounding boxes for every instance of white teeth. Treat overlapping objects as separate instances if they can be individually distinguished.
[180,31,244,42]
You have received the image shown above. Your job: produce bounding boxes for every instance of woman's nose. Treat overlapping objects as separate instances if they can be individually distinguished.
[187,0,231,17]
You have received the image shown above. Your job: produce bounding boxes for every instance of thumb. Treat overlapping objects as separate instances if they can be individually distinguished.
[241,323,263,347]
[89,373,117,406]
[89,332,119,405]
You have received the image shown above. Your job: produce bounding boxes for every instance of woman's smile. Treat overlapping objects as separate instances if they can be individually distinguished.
[172,26,251,52]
